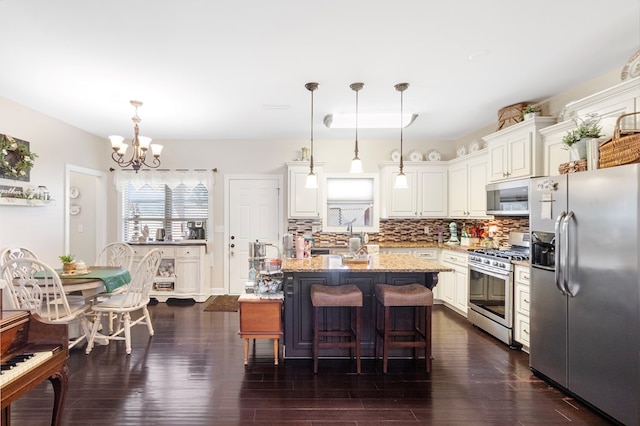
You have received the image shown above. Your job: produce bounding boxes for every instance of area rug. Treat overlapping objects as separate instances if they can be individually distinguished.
[203,295,239,312]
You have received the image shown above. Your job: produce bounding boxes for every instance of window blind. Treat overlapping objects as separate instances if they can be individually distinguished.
[122,182,209,241]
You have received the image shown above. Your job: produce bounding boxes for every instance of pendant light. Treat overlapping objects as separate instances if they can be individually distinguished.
[349,82,364,173]
[305,82,319,189]
[394,83,409,189]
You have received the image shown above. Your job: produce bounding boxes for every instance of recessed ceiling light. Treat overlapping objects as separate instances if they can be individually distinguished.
[468,50,489,61]
[324,113,418,129]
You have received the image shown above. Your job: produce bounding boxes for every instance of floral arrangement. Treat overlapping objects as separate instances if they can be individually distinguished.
[562,114,603,147]
[0,134,38,178]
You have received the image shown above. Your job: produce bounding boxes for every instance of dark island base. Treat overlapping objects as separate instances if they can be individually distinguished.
[283,271,438,359]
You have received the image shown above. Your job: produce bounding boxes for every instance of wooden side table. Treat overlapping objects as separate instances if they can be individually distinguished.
[238,292,283,365]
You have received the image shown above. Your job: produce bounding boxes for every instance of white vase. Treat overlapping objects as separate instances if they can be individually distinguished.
[569,139,588,161]
[523,112,540,120]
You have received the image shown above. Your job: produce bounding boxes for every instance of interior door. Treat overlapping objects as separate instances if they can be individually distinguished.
[226,176,282,294]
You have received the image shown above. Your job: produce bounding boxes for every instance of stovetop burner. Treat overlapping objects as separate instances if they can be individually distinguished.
[471,249,530,262]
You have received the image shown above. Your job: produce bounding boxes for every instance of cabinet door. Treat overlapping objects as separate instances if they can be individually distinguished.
[176,257,199,293]
[488,140,509,182]
[448,163,468,217]
[288,165,321,218]
[467,160,488,216]
[439,269,455,305]
[453,267,468,315]
[544,133,571,176]
[388,169,418,217]
[507,132,532,179]
[418,168,447,217]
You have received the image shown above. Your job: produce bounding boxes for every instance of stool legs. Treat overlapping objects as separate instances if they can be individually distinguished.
[313,305,361,374]
[376,300,432,374]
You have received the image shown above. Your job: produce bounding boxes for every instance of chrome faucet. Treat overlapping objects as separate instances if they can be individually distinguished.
[346,218,357,235]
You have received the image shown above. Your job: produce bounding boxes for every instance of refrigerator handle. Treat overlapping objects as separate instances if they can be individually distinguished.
[554,211,567,295]
[562,211,575,297]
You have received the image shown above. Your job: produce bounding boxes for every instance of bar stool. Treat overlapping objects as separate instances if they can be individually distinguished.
[375,283,433,373]
[310,284,363,374]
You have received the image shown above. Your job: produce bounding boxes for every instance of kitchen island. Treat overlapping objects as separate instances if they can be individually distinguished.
[282,254,452,359]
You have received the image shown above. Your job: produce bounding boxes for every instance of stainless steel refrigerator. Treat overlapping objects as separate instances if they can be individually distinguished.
[529,164,639,426]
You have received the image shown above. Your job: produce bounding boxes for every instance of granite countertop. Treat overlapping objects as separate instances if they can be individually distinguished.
[128,240,207,246]
[281,253,453,273]
[512,260,530,267]
[317,241,484,252]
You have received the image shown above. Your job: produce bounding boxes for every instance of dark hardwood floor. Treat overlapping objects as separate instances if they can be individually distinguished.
[10,302,613,425]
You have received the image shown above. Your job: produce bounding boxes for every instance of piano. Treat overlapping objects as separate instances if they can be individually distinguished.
[1,310,69,426]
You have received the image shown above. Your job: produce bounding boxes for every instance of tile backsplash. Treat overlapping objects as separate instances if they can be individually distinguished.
[287,217,529,247]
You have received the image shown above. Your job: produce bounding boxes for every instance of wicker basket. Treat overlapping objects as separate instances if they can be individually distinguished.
[599,111,640,169]
[497,102,527,131]
[559,159,588,174]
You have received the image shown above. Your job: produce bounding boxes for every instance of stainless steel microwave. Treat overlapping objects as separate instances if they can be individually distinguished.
[486,178,530,216]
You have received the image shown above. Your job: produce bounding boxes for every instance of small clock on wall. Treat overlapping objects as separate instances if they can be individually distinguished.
[69,204,81,216]
[69,186,80,199]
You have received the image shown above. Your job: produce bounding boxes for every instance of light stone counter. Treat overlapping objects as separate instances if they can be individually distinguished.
[281,253,452,273]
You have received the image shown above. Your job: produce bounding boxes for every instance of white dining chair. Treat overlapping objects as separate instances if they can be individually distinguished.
[95,242,134,271]
[0,246,40,309]
[0,258,92,349]
[94,242,135,332]
[85,248,161,355]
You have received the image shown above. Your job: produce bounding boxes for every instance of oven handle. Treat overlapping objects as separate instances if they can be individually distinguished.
[554,211,567,295]
[468,264,510,281]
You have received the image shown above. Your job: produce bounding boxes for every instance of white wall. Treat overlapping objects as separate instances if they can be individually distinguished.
[0,98,107,267]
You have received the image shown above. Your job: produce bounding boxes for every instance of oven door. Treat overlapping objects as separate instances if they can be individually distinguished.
[468,264,512,328]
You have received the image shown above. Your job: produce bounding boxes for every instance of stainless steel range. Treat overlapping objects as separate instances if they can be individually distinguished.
[467,232,529,348]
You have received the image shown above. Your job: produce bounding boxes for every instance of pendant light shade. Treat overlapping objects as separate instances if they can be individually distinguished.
[305,82,319,189]
[349,82,364,173]
[394,83,410,189]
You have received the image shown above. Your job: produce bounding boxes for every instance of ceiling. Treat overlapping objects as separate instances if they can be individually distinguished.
[1,0,639,144]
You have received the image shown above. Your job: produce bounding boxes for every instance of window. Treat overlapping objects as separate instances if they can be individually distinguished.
[322,173,379,233]
[122,182,209,241]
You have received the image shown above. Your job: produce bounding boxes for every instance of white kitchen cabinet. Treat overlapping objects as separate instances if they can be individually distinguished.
[513,264,531,352]
[540,121,574,176]
[483,117,556,183]
[563,76,640,136]
[379,162,448,218]
[438,249,469,317]
[131,243,209,302]
[286,162,324,218]
[448,150,490,218]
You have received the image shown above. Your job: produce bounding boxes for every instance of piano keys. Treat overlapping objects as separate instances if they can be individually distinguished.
[1,310,69,426]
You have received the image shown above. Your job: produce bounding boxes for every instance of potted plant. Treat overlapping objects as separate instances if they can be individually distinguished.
[521,105,542,120]
[59,254,76,272]
[562,114,603,161]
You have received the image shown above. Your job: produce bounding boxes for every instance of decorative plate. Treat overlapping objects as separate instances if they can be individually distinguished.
[456,146,467,157]
[427,149,441,162]
[69,186,80,199]
[621,48,640,81]
[469,141,480,153]
[409,150,423,161]
[69,204,81,215]
[390,149,401,162]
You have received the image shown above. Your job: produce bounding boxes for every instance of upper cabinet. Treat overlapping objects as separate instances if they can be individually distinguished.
[448,150,491,218]
[483,117,556,183]
[379,162,448,219]
[287,162,324,218]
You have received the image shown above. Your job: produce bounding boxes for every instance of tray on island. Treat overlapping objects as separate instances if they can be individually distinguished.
[341,258,369,265]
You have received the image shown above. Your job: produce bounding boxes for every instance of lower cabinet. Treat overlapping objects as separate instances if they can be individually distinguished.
[513,264,531,352]
[131,244,209,302]
[283,271,436,359]
[438,249,469,317]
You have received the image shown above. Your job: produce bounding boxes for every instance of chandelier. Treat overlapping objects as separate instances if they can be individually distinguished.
[109,100,163,173]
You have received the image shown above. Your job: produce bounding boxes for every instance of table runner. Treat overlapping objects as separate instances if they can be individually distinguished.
[52,267,131,293]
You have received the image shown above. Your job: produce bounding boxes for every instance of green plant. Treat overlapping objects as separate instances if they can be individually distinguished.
[522,105,542,115]
[59,254,75,263]
[562,115,603,147]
